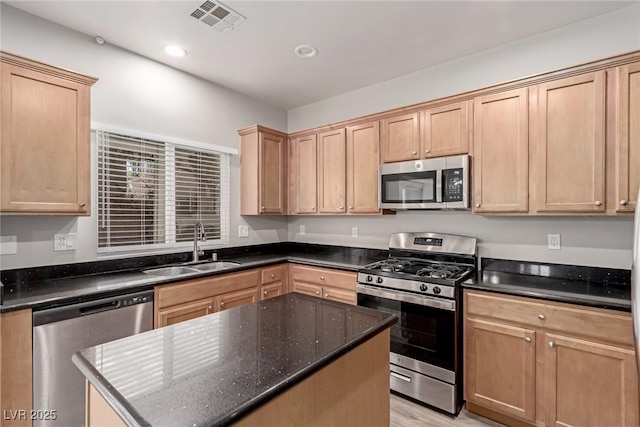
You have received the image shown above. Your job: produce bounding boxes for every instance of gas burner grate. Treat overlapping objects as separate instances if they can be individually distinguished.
[417,264,465,280]
[367,258,413,273]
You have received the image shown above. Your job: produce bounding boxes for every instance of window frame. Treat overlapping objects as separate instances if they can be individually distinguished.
[94,124,234,256]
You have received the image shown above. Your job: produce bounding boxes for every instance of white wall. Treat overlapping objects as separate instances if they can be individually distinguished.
[287,4,640,270]
[0,5,289,270]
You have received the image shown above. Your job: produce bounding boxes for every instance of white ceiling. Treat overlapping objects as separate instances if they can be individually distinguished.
[6,1,635,110]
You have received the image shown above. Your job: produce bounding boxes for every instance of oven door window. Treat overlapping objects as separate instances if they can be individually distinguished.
[381,171,437,204]
[357,293,455,371]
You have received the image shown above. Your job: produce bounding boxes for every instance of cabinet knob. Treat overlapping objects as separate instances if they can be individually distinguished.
[271,274,275,278]
[208,305,212,311]
[620,200,629,206]
[315,291,320,295]
[425,149,431,154]
[261,206,265,210]
[79,202,86,207]
[349,205,353,209]
[325,294,330,299]
[263,291,268,295]
[548,341,555,348]
[594,201,602,207]
[220,302,225,307]
[538,314,546,321]
[525,337,532,343]
[475,203,481,208]
[412,151,418,156]
[320,276,325,281]
[311,206,315,211]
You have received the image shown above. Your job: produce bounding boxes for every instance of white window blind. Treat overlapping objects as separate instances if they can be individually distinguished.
[97,130,229,253]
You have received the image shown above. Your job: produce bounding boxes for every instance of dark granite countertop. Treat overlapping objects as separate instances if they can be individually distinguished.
[0,243,389,313]
[72,293,397,427]
[462,258,632,312]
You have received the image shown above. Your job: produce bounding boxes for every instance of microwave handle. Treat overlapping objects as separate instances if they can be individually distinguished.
[436,170,443,203]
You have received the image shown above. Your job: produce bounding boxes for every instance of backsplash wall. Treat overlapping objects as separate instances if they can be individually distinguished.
[287,213,634,269]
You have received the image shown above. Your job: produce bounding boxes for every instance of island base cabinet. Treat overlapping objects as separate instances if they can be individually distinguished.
[545,333,639,427]
[234,329,391,427]
[86,383,126,427]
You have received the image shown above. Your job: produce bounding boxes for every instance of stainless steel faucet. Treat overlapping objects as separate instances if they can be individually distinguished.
[193,221,206,262]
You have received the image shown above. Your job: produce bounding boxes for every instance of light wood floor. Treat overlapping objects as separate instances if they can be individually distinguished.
[390,394,505,427]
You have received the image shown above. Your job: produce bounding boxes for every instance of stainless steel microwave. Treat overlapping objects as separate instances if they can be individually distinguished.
[379,155,470,210]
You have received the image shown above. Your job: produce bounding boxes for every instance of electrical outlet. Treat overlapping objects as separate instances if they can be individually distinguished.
[352,227,358,238]
[299,225,306,235]
[548,234,561,250]
[238,225,249,238]
[54,233,76,251]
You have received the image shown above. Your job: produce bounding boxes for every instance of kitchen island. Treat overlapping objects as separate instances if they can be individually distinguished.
[72,292,397,427]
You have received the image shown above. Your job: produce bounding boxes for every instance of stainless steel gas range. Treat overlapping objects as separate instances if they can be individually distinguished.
[356,232,477,414]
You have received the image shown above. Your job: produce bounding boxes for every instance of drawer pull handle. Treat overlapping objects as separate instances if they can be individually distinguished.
[391,371,412,382]
[525,337,532,343]
[549,341,555,348]
[538,314,546,321]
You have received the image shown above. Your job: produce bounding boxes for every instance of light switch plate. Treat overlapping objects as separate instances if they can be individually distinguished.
[238,225,249,238]
[54,233,77,251]
[0,236,17,255]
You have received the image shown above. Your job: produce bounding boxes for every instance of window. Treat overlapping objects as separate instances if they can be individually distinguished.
[97,130,229,253]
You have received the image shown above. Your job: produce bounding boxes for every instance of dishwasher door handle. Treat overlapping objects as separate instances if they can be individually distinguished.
[79,300,121,315]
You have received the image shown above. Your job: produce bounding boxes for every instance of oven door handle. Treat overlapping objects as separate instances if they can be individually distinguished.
[356,284,455,311]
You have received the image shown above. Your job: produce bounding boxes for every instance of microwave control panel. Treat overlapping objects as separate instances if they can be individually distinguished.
[442,168,463,202]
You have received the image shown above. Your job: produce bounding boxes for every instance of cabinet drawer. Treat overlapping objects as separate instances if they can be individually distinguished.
[292,282,322,298]
[261,265,284,285]
[465,290,633,347]
[291,265,357,291]
[156,269,260,309]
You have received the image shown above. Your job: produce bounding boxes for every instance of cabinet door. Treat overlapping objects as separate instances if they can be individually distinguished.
[322,286,356,305]
[422,101,469,158]
[545,333,639,427]
[156,298,214,328]
[260,282,284,301]
[317,128,346,213]
[259,132,286,214]
[616,62,640,213]
[535,72,606,213]
[292,282,322,298]
[291,134,318,214]
[347,121,380,213]
[465,318,536,422]
[1,62,91,214]
[215,287,258,312]
[473,88,529,213]
[381,112,420,163]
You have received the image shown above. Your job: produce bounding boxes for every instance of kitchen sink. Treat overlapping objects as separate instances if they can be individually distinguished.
[142,266,200,277]
[191,261,240,271]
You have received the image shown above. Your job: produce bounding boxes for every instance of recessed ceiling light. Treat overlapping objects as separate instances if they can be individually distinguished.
[294,45,318,58]
[164,45,187,57]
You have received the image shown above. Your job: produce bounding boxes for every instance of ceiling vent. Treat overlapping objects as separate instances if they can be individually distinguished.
[189,1,245,34]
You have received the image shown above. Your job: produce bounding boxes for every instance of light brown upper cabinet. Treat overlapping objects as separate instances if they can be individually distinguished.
[473,89,529,213]
[421,101,470,158]
[317,128,347,213]
[381,112,420,163]
[289,134,318,214]
[534,72,606,213]
[346,121,380,213]
[239,125,287,215]
[0,51,97,215]
[615,62,640,213]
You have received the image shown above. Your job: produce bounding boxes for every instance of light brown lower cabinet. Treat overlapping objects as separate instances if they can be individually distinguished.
[215,287,258,312]
[464,290,639,427]
[156,298,215,327]
[290,264,357,305]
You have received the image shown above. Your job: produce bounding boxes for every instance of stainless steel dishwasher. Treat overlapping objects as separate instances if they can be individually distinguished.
[33,289,153,427]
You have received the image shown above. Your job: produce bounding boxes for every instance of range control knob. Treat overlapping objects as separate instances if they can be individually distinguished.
[367,276,373,282]
[420,284,428,292]
[433,286,442,295]
[376,277,383,284]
